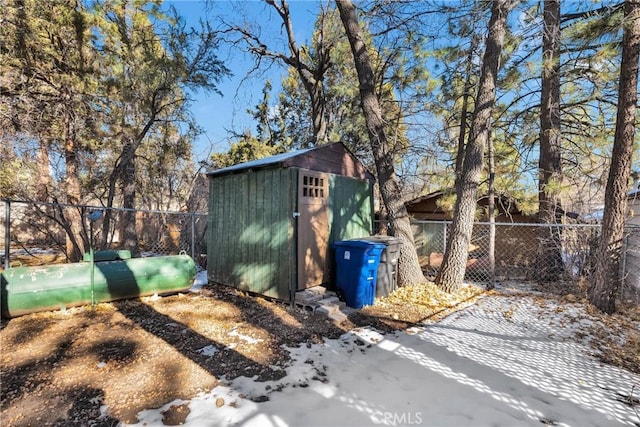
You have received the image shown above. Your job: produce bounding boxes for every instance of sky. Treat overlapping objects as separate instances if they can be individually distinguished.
[167,0,322,162]
[168,0,637,182]
[127,275,640,426]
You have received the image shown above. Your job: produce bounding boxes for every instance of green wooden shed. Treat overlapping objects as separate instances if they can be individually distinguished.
[206,142,375,302]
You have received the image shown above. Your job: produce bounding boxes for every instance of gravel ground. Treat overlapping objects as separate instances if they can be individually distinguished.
[1,284,352,426]
[1,280,637,426]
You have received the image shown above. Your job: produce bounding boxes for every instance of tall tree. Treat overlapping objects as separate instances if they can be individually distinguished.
[589,0,640,314]
[435,0,516,293]
[1,0,98,261]
[275,7,413,167]
[547,1,624,216]
[220,0,333,145]
[536,0,565,282]
[336,0,425,286]
[428,2,534,205]
[210,80,287,168]
[2,0,228,259]
[219,1,423,187]
[93,0,228,254]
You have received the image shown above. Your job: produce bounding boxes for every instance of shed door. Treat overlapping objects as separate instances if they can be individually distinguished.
[297,170,329,289]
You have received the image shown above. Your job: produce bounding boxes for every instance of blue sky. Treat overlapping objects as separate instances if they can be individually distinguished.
[168,0,322,162]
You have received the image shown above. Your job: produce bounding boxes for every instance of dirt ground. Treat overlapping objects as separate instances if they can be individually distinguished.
[1,280,638,426]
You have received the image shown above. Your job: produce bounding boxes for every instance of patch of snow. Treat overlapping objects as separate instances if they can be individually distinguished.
[134,399,189,426]
[583,207,604,222]
[228,329,263,345]
[99,405,111,421]
[197,345,218,357]
[190,270,208,292]
[146,293,160,301]
[9,247,60,256]
[127,294,640,427]
[139,251,176,258]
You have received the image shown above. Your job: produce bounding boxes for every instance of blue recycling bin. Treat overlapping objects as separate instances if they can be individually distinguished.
[333,240,385,308]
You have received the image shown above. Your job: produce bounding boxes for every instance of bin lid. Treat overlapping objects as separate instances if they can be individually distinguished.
[333,240,386,249]
[360,235,402,245]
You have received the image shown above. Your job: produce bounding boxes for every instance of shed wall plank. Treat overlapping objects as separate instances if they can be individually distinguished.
[208,167,370,301]
[328,175,373,242]
[208,168,293,300]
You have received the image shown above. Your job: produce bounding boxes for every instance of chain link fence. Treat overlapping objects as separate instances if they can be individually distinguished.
[2,199,639,303]
[1,199,208,270]
[377,219,640,302]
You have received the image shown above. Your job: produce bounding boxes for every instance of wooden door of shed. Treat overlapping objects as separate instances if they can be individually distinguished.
[297,170,329,289]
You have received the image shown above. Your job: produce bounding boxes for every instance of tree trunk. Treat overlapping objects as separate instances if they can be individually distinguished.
[102,108,157,253]
[121,139,140,257]
[336,0,424,286]
[455,34,478,179]
[63,113,85,262]
[536,0,564,283]
[300,73,328,144]
[589,0,640,314]
[101,161,119,249]
[265,0,330,145]
[488,131,496,290]
[35,141,52,201]
[434,0,514,293]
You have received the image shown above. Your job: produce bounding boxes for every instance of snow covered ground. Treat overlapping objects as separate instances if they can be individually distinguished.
[127,284,640,427]
[190,270,209,292]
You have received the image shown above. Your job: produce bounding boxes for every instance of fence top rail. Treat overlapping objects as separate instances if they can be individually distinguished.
[0,199,207,217]
[375,219,608,229]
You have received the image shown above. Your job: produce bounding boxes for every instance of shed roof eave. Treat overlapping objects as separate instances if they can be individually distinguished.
[205,142,375,182]
[205,147,316,178]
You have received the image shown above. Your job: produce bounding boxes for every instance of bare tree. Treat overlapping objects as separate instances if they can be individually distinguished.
[220,0,333,144]
[336,0,425,286]
[434,0,517,293]
[589,0,640,314]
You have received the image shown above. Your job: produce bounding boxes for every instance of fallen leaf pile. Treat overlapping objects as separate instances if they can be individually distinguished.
[356,281,490,328]
[583,302,640,375]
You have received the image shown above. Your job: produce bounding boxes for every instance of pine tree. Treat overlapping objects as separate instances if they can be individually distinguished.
[434,0,517,293]
[536,0,564,282]
[589,0,640,313]
[336,0,425,286]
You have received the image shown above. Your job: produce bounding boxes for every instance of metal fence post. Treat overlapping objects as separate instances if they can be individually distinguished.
[191,214,196,259]
[442,221,447,253]
[4,199,10,269]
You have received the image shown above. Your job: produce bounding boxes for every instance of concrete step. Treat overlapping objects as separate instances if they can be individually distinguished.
[327,310,348,323]
[315,304,337,316]
[295,286,352,324]
[316,296,344,307]
[295,286,335,305]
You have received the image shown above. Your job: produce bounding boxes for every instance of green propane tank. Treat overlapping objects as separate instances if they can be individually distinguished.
[1,254,196,318]
[82,250,132,262]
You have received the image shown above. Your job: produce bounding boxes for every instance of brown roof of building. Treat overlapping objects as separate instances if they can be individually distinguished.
[206,142,374,182]
[405,190,531,219]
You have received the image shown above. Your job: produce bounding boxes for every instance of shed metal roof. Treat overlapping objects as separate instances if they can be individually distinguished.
[206,147,316,177]
[206,142,374,181]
